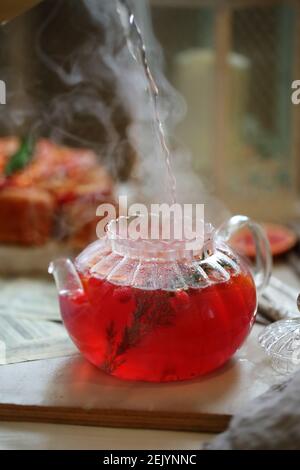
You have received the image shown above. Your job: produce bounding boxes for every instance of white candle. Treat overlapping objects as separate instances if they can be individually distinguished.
[174,49,250,177]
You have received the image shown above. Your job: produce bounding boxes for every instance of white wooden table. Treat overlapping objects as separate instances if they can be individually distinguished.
[0,264,298,450]
[0,422,213,450]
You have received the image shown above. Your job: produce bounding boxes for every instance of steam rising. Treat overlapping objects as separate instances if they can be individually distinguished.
[0,0,229,225]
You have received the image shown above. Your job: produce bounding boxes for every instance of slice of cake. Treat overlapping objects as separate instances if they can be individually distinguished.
[0,186,54,245]
[0,137,116,271]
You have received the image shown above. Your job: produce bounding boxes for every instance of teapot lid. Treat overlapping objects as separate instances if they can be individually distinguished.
[105,214,211,262]
[75,215,241,291]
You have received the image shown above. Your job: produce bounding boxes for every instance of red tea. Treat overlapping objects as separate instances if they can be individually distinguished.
[59,270,257,382]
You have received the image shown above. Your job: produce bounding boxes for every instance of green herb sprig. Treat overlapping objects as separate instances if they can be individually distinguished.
[4,136,35,177]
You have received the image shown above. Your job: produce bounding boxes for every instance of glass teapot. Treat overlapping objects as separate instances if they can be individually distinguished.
[49,214,272,382]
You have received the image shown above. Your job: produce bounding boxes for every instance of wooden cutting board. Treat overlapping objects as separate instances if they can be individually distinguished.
[0,325,281,433]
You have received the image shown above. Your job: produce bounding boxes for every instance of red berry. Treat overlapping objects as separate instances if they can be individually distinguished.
[72,291,87,305]
[113,287,132,304]
[175,290,190,305]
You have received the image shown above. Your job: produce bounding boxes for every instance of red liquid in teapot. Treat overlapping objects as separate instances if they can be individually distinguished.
[59,268,257,382]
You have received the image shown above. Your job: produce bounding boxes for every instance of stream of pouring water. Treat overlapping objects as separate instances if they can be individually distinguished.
[117,0,177,204]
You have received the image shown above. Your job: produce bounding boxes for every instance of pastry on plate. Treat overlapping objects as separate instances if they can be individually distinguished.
[0,137,116,273]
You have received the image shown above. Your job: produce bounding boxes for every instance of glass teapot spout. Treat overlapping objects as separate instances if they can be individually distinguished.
[48,258,84,296]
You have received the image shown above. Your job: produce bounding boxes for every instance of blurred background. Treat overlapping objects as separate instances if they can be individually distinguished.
[150,0,300,222]
[0,0,300,222]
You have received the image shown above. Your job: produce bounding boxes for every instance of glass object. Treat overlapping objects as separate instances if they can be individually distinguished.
[50,214,271,382]
[259,295,300,375]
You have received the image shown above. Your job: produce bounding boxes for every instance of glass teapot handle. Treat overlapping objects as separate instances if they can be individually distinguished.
[215,215,272,293]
